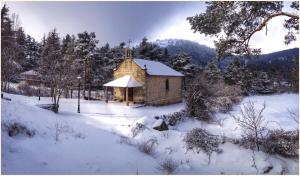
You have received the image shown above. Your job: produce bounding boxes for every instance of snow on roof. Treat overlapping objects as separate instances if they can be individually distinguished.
[152,119,164,128]
[20,70,41,76]
[103,75,143,88]
[133,58,184,77]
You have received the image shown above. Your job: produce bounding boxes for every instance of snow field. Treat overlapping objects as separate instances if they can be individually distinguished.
[1,93,298,174]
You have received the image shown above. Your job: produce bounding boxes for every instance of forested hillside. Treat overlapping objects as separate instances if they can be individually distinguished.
[155,39,216,68]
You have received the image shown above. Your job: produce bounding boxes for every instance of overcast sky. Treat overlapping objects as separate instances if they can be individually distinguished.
[4,1,299,54]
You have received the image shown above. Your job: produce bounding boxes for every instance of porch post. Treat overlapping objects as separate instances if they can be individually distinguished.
[126,87,129,106]
[105,86,108,103]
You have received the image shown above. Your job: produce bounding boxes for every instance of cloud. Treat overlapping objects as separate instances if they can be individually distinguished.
[149,2,298,54]
[147,12,216,48]
[249,16,298,54]
[5,1,298,53]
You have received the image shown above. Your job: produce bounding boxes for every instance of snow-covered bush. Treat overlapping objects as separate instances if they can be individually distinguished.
[158,158,178,174]
[119,136,132,145]
[131,122,146,137]
[2,122,35,137]
[184,128,222,160]
[238,135,262,150]
[186,75,211,121]
[137,138,158,155]
[155,110,187,126]
[206,97,234,113]
[262,130,299,158]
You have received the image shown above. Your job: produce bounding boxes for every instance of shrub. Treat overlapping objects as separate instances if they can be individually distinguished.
[186,77,211,121]
[2,122,35,137]
[238,135,262,150]
[206,97,234,113]
[230,101,267,151]
[38,104,59,113]
[184,128,222,157]
[158,158,178,174]
[131,122,146,137]
[137,138,158,155]
[186,73,243,121]
[156,110,187,126]
[119,136,132,145]
[53,121,70,142]
[262,130,299,158]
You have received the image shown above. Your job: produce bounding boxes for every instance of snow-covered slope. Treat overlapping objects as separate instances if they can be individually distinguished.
[2,93,298,174]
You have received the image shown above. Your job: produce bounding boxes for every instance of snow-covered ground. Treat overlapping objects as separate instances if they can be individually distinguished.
[1,93,299,174]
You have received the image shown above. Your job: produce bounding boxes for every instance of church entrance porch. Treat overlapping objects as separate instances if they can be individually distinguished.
[103,75,143,106]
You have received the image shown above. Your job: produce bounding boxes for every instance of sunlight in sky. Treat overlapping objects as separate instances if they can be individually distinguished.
[149,4,299,54]
[147,12,216,48]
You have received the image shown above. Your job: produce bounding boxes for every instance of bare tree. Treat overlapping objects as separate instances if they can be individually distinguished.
[230,100,267,151]
[11,13,20,31]
[287,108,299,124]
[1,47,22,92]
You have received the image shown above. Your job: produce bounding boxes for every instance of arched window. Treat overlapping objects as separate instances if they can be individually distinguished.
[165,79,169,91]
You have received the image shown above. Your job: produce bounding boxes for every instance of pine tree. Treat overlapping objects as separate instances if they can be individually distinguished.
[135,37,165,62]
[204,60,221,83]
[188,1,299,58]
[62,34,78,98]
[75,31,98,99]
[40,29,63,111]
[15,27,26,67]
[23,35,41,71]
[169,52,198,78]
[61,34,72,55]
[93,42,126,87]
[1,4,14,47]
[1,4,21,92]
[224,59,244,85]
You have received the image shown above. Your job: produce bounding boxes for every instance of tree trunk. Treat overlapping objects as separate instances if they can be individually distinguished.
[105,87,108,103]
[255,129,260,151]
[70,89,73,99]
[3,81,7,92]
[88,83,91,100]
[7,82,9,93]
[83,58,87,99]
[65,88,69,98]
[1,81,4,92]
[50,85,54,102]
[126,87,129,106]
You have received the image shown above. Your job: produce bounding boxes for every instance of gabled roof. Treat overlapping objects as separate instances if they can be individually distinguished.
[133,58,184,77]
[103,75,143,88]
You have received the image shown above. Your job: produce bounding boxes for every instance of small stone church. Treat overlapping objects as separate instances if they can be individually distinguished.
[104,48,184,105]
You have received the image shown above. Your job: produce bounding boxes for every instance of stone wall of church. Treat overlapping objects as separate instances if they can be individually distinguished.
[146,76,183,105]
[113,58,146,103]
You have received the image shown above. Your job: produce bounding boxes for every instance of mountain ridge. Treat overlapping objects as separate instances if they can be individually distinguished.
[153,39,298,70]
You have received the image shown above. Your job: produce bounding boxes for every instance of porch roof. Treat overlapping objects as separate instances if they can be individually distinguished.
[103,75,143,88]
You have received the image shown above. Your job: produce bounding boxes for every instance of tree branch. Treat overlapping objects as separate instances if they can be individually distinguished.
[245,12,299,45]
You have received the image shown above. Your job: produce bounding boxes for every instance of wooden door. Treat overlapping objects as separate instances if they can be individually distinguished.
[128,88,133,101]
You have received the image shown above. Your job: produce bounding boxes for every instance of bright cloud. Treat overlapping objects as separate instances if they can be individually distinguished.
[149,3,298,54]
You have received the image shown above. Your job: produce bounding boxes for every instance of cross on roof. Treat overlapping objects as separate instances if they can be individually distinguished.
[127,40,132,48]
